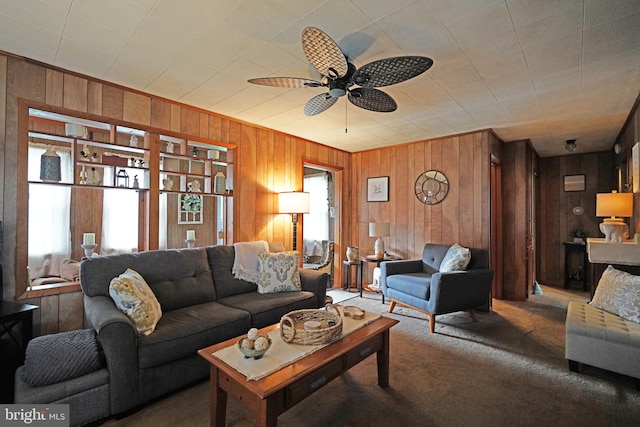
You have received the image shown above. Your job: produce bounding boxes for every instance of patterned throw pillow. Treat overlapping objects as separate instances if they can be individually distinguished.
[256,251,302,294]
[439,243,471,272]
[109,268,162,336]
[591,265,640,323]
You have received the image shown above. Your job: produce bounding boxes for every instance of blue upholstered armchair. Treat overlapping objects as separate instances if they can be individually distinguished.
[380,243,493,333]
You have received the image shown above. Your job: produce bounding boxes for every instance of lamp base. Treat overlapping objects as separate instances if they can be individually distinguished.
[374,237,385,259]
[599,218,629,243]
[185,239,196,248]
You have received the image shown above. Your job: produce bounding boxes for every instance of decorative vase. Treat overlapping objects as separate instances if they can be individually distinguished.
[346,246,359,263]
[214,172,226,194]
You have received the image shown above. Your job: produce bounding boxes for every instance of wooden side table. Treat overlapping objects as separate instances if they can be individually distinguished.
[0,302,39,403]
[563,242,588,291]
[342,260,363,297]
[360,256,401,304]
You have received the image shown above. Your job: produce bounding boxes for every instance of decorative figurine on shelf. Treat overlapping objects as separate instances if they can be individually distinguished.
[137,159,144,168]
[130,134,139,147]
[166,141,174,153]
[86,167,102,186]
[162,177,174,191]
[132,175,139,189]
[80,145,90,161]
[129,157,136,167]
[187,180,201,193]
[91,152,99,162]
[190,146,199,157]
[79,166,88,185]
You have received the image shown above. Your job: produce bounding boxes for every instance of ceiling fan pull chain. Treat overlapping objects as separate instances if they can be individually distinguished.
[345,99,348,133]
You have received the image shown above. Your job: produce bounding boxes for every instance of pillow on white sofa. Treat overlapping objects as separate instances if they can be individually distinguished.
[440,243,471,272]
[256,251,301,293]
[591,265,640,323]
[109,268,162,336]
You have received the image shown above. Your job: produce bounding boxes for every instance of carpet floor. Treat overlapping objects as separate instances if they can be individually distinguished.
[101,286,640,427]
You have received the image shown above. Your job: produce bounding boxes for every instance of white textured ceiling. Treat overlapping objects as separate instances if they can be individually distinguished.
[1,0,639,156]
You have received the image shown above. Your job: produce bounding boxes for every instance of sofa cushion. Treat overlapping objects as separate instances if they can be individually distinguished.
[137,301,250,369]
[256,251,301,293]
[218,291,318,328]
[109,268,163,336]
[440,243,471,272]
[207,245,257,299]
[81,248,215,307]
[386,273,431,300]
[566,301,640,348]
[21,329,103,386]
[591,265,640,323]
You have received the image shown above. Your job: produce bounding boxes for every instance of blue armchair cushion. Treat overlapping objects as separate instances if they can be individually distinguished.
[386,273,431,299]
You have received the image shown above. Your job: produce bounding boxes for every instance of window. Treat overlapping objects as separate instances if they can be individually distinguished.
[27,147,72,280]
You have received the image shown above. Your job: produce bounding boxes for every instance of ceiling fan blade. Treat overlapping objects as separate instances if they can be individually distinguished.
[348,88,397,112]
[302,27,348,79]
[247,77,323,88]
[304,93,338,116]
[352,56,433,87]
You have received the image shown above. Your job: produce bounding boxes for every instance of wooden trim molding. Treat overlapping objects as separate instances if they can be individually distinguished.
[18,281,82,300]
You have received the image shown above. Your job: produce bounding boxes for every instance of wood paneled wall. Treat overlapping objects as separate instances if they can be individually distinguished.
[614,93,640,234]
[350,131,493,273]
[0,53,350,336]
[500,140,537,300]
[537,152,613,288]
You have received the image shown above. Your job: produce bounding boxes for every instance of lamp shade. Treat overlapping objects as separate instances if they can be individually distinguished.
[40,148,61,182]
[596,191,633,218]
[369,222,390,237]
[278,191,310,214]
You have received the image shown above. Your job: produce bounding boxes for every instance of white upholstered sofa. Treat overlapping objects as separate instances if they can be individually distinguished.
[565,266,640,388]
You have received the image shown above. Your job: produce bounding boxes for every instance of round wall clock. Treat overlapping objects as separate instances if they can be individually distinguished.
[414,170,449,205]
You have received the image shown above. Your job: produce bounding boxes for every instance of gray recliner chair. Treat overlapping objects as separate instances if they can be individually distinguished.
[380,243,493,333]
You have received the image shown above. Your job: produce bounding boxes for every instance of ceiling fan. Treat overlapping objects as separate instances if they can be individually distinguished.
[248,27,433,116]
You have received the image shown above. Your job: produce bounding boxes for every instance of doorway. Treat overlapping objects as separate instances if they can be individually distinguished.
[302,162,342,287]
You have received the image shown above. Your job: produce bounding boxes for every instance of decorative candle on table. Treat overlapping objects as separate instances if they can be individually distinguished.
[81,233,96,257]
[186,230,196,248]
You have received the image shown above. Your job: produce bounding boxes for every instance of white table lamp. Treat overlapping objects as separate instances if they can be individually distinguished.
[369,222,390,258]
[596,191,633,243]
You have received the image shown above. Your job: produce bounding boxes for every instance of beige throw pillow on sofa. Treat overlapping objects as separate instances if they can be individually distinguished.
[256,251,302,293]
[440,243,471,272]
[109,268,162,336]
[591,265,640,323]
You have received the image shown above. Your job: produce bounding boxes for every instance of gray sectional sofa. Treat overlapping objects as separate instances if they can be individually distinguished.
[79,244,327,416]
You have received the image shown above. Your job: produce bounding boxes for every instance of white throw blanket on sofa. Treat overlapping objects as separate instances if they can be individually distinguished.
[232,241,269,283]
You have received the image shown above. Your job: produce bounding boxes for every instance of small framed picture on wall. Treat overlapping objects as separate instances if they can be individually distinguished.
[367,176,389,202]
[563,174,585,192]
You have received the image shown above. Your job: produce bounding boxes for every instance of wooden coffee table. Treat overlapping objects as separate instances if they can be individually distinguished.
[198,316,398,427]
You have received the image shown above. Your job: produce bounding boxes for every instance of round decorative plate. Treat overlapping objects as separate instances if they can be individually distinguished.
[572,206,584,215]
[414,170,449,205]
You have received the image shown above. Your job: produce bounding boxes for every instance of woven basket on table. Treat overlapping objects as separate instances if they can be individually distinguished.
[279,309,342,345]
